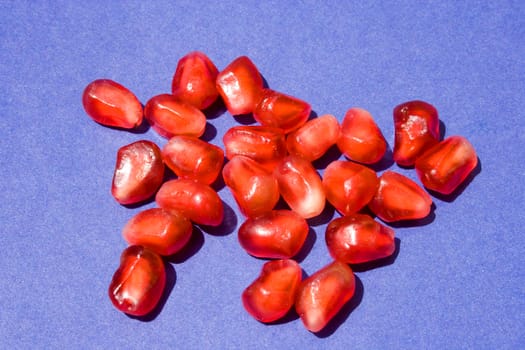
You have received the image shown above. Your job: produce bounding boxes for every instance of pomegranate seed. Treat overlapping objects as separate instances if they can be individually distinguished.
[122,208,193,256]
[393,100,440,166]
[238,210,309,259]
[253,89,311,133]
[82,79,143,129]
[286,114,341,161]
[162,135,224,185]
[144,94,206,139]
[325,214,395,264]
[108,245,166,316]
[156,179,224,226]
[295,261,355,332]
[222,155,279,218]
[368,170,432,222]
[415,136,478,195]
[322,160,379,216]
[273,155,325,219]
[171,51,219,110]
[242,259,302,323]
[337,107,387,164]
[111,140,165,205]
[216,56,264,115]
[223,125,287,171]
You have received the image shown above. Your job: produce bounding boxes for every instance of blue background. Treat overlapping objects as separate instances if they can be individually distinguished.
[1,1,524,349]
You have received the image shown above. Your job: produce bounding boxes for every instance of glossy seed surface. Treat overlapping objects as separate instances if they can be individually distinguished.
[162,135,224,185]
[415,135,478,194]
[82,79,143,129]
[368,170,432,222]
[222,155,279,218]
[325,214,395,264]
[156,179,224,226]
[171,51,219,110]
[295,261,355,332]
[111,140,165,205]
[242,259,302,323]
[238,210,309,259]
[108,245,166,316]
[122,208,193,256]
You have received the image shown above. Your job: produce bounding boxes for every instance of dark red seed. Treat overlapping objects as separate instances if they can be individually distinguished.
[238,210,309,259]
[368,170,432,222]
[122,208,193,256]
[108,245,166,316]
[111,140,165,205]
[295,261,355,332]
[325,214,395,264]
[156,179,224,226]
[415,135,478,195]
[393,100,440,166]
[242,259,302,323]
[171,51,219,110]
[253,89,311,133]
[82,79,143,129]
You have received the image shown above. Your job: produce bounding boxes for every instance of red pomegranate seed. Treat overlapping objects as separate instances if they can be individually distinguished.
[156,179,224,226]
[216,56,264,115]
[325,214,395,264]
[222,155,279,218]
[223,125,287,171]
[111,140,165,205]
[242,259,302,323]
[238,210,309,259]
[122,208,193,256]
[162,135,224,185]
[171,51,219,110]
[368,170,432,222]
[82,79,143,129]
[273,155,325,219]
[108,245,166,316]
[253,89,311,133]
[322,160,379,216]
[337,107,387,164]
[415,136,478,195]
[286,114,341,161]
[393,100,440,166]
[295,261,355,332]
[144,94,206,139]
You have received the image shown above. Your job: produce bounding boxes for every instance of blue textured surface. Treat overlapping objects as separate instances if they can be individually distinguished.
[1,1,524,348]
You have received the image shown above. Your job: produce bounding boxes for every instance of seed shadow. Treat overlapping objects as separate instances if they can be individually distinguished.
[313,274,364,338]
[126,262,176,322]
[439,119,446,140]
[274,197,291,211]
[198,200,238,236]
[101,111,151,134]
[307,202,336,227]
[166,226,205,264]
[262,74,270,89]
[367,145,394,172]
[201,122,218,142]
[425,158,482,203]
[385,204,437,228]
[293,227,318,263]
[307,109,318,122]
[211,168,226,192]
[233,113,257,125]
[121,196,155,209]
[203,97,227,120]
[312,144,342,170]
[266,306,300,325]
[351,238,401,272]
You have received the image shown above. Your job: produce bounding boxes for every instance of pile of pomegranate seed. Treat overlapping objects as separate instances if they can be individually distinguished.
[82,52,478,331]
